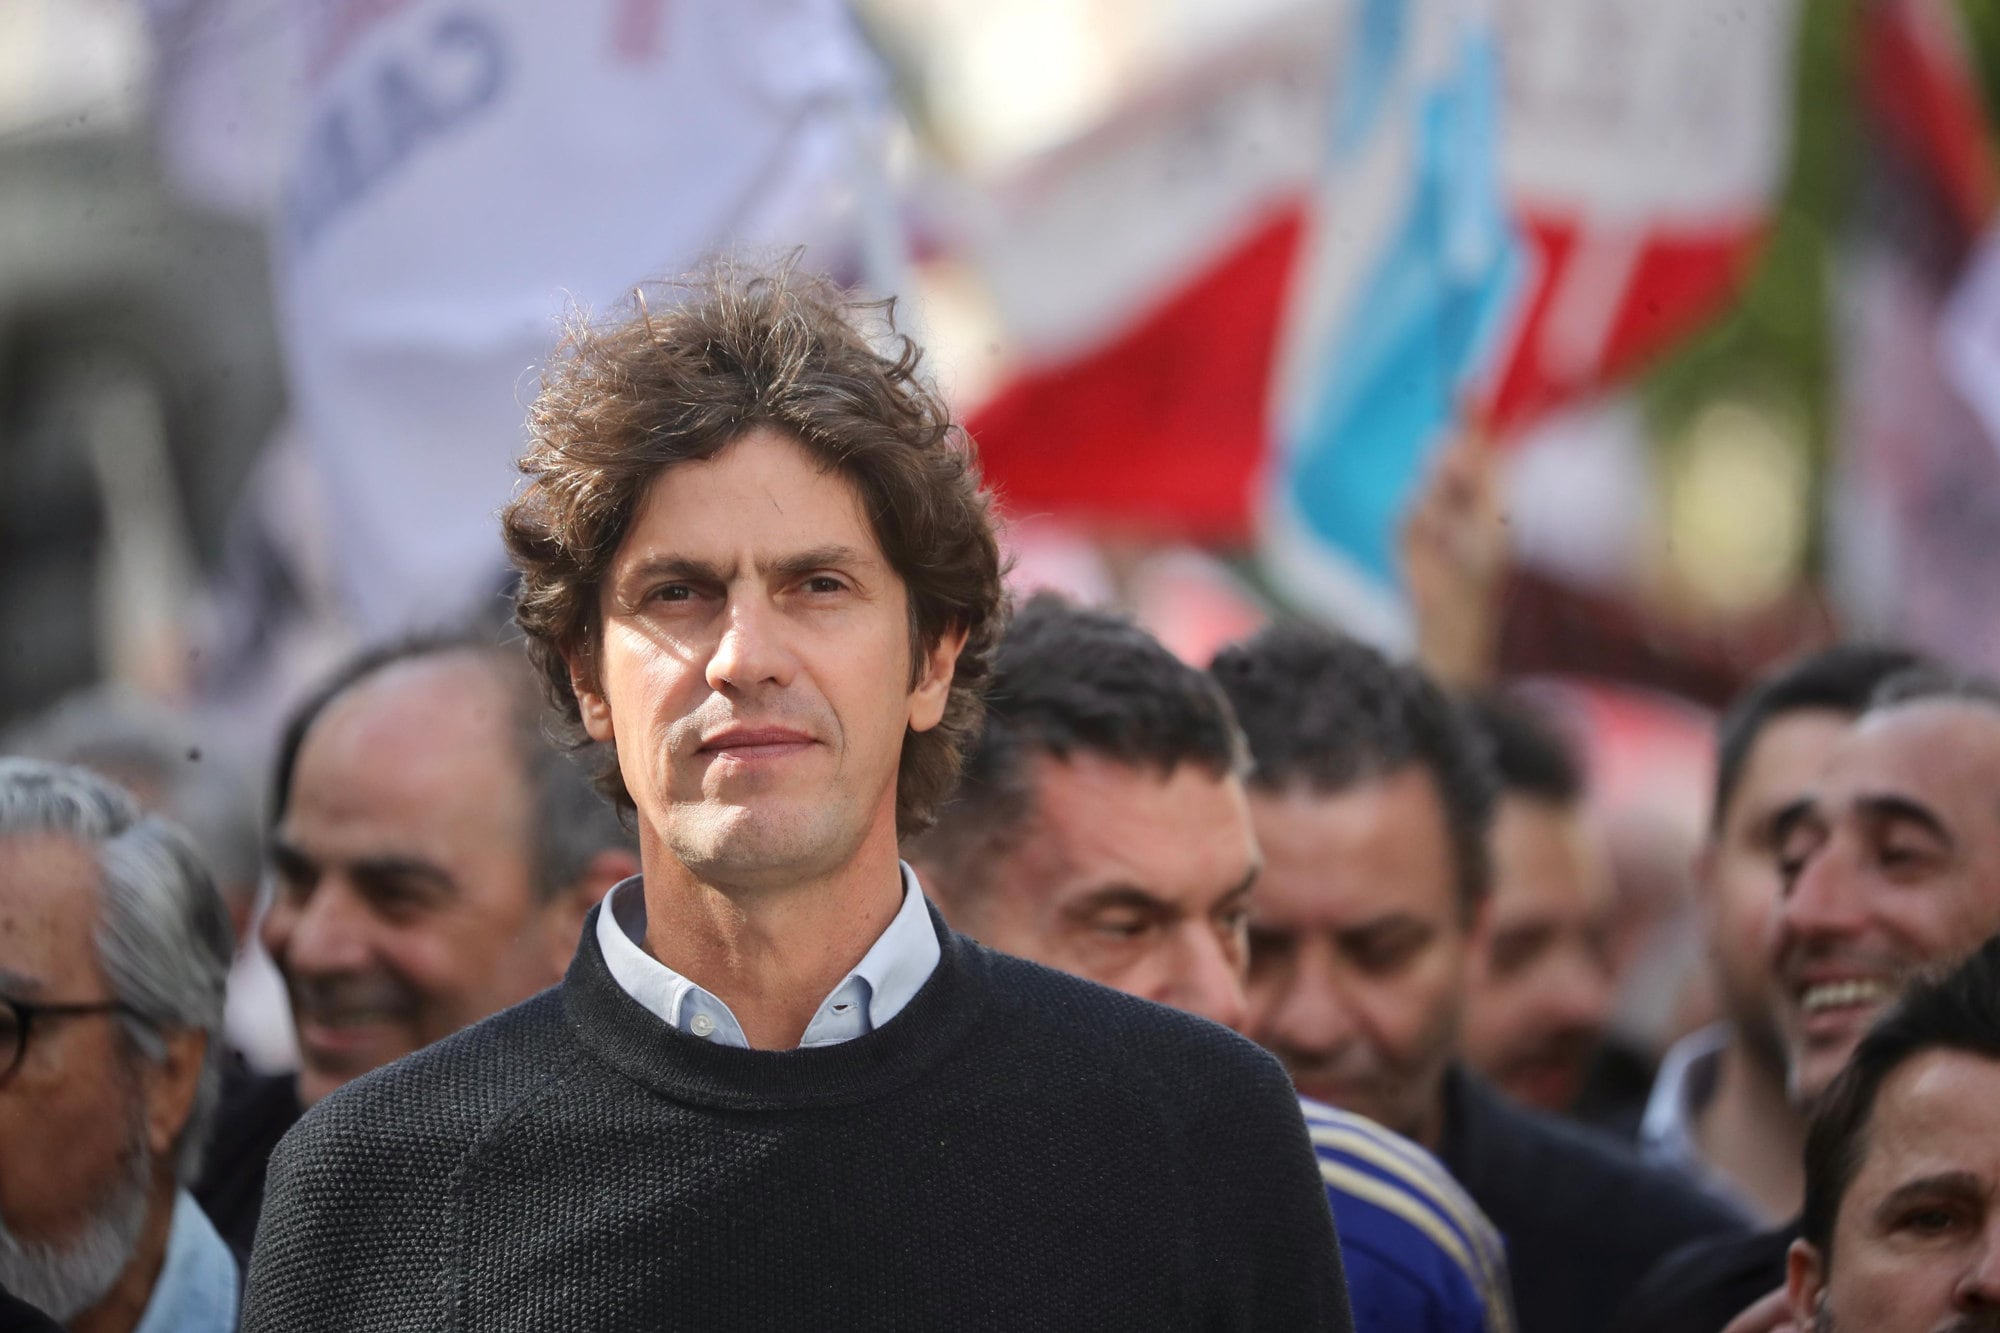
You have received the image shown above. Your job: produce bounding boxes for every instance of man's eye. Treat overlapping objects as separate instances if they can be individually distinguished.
[272,864,315,904]
[803,575,847,594]
[1345,927,1427,975]
[650,584,694,603]
[1090,914,1152,940]
[1878,841,1936,869]
[1488,931,1545,978]
[1898,1205,1967,1236]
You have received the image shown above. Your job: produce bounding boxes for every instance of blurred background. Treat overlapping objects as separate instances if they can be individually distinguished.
[6,0,2000,1065]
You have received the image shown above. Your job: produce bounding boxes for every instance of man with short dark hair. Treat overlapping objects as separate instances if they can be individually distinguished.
[1618,661,2000,1333]
[1639,645,1925,1226]
[1784,934,2000,1330]
[0,758,236,1333]
[1460,695,1615,1114]
[912,596,1514,1331]
[193,632,640,1255]
[245,269,1350,1330]
[1211,623,1741,1333]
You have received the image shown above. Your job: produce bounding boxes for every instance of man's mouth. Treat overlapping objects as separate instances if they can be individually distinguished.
[1797,977,1894,1015]
[698,727,815,760]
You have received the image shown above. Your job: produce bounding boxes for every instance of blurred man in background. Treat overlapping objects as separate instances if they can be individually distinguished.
[192,633,638,1253]
[1783,936,2000,1333]
[0,758,236,1332]
[1618,665,2000,1333]
[1211,624,1743,1333]
[1638,645,1923,1226]
[7,688,295,1073]
[1459,694,1615,1114]
[911,596,1515,1332]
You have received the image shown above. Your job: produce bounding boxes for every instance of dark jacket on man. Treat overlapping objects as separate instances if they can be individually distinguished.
[1437,1067,1747,1333]
[244,907,1352,1331]
[1608,1221,1798,1333]
[0,1280,64,1333]
[194,1062,303,1256]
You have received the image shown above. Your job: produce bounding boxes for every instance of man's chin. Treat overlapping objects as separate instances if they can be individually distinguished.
[1295,1076,1394,1131]
[1495,1056,1586,1112]
[668,801,857,888]
[295,1042,406,1106]
[0,1137,150,1321]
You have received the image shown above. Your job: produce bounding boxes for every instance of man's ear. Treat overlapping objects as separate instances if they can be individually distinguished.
[1785,1237,1827,1330]
[908,623,970,734]
[143,1027,207,1163]
[566,643,615,744]
[540,847,642,976]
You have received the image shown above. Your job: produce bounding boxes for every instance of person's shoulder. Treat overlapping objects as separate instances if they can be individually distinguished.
[1609,1222,1797,1333]
[1302,1100,1513,1330]
[1461,1075,1747,1242]
[278,986,574,1173]
[965,941,1300,1127]
[978,942,1281,1068]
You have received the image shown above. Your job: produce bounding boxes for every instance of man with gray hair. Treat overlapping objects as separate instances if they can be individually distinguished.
[0,757,237,1332]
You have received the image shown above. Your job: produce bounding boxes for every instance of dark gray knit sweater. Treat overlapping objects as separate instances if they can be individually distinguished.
[242,905,1351,1331]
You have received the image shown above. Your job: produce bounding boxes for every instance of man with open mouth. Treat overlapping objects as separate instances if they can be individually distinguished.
[1615,664,2000,1333]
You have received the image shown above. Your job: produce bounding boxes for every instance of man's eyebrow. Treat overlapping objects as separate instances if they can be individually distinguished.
[0,967,45,998]
[613,548,877,588]
[348,856,458,897]
[1219,866,1260,908]
[1875,1171,1985,1216]
[268,836,313,869]
[1334,913,1432,943]
[1857,794,1953,844]
[615,555,729,588]
[768,545,877,580]
[1770,796,1819,843]
[1064,884,1172,917]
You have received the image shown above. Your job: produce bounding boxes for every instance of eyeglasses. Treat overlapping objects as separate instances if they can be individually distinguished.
[0,994,144,1087]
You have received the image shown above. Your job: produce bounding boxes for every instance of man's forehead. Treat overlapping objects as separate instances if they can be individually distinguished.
[1730,708,1853,819]
[1852,1049,2000,1197]
[1024,750,1254,886]
[0,832,103,986]
[614,432,887,568]
[1829,701,2000,805]
[298,660,524,798]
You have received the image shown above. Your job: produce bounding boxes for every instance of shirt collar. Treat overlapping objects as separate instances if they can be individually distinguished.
[132,1190,239,1333]
[1637,1022,1730,1162]
[596,862,940,1049]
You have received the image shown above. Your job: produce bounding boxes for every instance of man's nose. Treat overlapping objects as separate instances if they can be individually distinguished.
[1956,1218,2000,1310]
[1165,922,1249,1033]
[1259,941,1361,1056]
[1540,943,1613,1032]
[271,876,375,977]
[705,596,797,694]
[1776,837,1867,953]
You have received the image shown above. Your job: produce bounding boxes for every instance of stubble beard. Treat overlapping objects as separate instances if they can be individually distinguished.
[667,791,868,893]
[0,1099,152,1321]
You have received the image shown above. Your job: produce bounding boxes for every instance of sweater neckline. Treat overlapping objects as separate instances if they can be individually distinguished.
[562,900,988,1111]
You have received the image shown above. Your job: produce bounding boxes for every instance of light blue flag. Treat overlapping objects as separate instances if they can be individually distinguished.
[1263,0,1522,645]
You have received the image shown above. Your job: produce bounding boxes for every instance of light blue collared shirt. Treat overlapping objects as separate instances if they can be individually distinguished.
[597,862,940,1048]
[132,1189,239,1333]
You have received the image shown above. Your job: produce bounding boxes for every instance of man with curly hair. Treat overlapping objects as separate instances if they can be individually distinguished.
[243,266,1351,1332]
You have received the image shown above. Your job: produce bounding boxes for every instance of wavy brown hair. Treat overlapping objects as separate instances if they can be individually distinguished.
[501,262,1006,837]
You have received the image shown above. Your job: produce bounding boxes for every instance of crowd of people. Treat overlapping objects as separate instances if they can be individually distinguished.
[4,263,2000,1332]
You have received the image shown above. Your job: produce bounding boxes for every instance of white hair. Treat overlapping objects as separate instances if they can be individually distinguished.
[0,757,233,1181]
